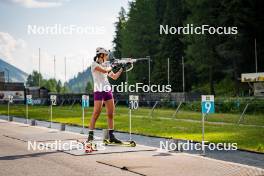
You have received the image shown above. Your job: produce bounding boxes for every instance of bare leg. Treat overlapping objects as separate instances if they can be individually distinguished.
[89,101,103,130]
[104,98,121,143]
[104,99,115,129]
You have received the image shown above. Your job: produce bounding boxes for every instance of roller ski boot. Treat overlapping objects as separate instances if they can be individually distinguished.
[77,131,97,153]
[103,129,136,147]
[87,130,94,142]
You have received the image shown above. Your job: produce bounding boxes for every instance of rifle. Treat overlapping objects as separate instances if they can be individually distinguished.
[105,52,149,72]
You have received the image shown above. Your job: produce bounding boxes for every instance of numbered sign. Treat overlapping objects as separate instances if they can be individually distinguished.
[8,95,13,103]
[129,95,139,110]
[26,95,33,105]
[50,95,57,105]
[201,95,215,114]
[82,95,89,108]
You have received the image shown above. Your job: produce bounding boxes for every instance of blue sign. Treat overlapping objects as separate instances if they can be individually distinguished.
[82,95,89,108]
[26,95,33,105]
[201,95,215,114]
[26,99,33,105]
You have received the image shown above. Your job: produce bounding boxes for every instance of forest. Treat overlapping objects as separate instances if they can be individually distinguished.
[112,0,264,96]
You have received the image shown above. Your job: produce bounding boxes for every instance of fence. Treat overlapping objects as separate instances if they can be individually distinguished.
[1,93,263,126]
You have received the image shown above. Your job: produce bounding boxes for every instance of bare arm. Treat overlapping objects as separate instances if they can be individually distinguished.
[94,65,112,74]
[108,68,123,80]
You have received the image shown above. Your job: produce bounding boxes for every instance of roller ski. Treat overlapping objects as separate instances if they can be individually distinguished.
[76,139,97,153]
[103,129,136,147]
[103,139,136,147]
[76,131,97,153]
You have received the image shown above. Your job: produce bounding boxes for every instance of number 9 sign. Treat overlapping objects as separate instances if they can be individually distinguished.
[129,95,139,110]
[201,95,215,114]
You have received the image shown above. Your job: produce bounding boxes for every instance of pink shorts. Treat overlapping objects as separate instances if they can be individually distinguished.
[94,91,113,101]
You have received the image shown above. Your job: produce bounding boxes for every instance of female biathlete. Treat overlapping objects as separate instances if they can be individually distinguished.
[87,47,123,144]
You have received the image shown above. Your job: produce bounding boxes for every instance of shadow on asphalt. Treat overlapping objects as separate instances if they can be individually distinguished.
[0,151,59,161]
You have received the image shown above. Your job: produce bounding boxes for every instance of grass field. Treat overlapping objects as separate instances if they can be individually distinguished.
[0,104,263,153]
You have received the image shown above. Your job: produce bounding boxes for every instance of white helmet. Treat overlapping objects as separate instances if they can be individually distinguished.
[96,47,109,55]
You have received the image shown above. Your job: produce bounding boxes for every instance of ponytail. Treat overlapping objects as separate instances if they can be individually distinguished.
[94,53,104,62]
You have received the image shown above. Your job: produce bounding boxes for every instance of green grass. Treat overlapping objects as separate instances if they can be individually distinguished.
[0,104,263,153]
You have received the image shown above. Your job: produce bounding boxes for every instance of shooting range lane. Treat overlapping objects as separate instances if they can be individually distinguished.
[59,141,156,156]
[0,119,86,142]
[1,119,264,176]
[0,121,137,176]
[97,153,264,176]
[0,118,156,156]
[1,116,264,169]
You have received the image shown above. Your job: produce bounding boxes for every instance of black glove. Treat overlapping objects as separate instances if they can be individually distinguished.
[112,63,122,71]
[122,63,132,69]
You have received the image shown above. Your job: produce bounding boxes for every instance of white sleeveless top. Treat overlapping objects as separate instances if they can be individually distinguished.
[91,61,111,92]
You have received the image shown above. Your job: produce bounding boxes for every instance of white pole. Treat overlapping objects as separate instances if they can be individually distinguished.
[49,105,52,128]
[148,56,150,90]
[39,48,41,87]
[64,57,67,84]
[255,38,258,73]
[126,71,128,84]
[148,56,151,107]
[54,56,56,79]
[182,56,185,92]
[82,58,85,92]
[8,102,9,120]
[26,104,28,124]
[202,113,205,155]
[129,108,132,141]
[82,58,84,71]
[81,107,84,134]
[168,58,170,85]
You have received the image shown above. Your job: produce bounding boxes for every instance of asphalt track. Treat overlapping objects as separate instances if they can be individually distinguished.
[0,119,264,176]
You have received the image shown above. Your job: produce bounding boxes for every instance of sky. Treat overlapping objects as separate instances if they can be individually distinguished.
[0,0,129,82]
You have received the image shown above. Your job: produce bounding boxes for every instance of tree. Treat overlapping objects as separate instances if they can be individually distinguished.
[112,0,264,95]
[62,84,70,93]
[109,7,127,86]
[121,0,160,85]
[184,0,224,95]
[26,70,43,87]
[26,74,33,87]
[85,81,93,93]
[113,7,126,59]
[43,79,57,92]
[153,0,187,91]
[56,80,62,93]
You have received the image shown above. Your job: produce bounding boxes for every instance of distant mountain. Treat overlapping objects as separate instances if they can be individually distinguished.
[66,67,93,93]
[0,58,28,83]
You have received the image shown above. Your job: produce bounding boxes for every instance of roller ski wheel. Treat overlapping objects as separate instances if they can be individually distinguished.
[103,139,136,147]
[76,140,97,153]
[128,140,136,147]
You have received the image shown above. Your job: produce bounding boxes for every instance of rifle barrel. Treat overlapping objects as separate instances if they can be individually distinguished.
[134,58,149,61]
